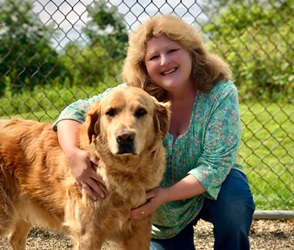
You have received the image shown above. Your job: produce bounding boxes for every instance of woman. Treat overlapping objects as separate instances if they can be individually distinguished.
[54,15,255,250]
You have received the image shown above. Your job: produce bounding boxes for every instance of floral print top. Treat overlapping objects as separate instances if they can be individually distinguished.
[53,81,243,239]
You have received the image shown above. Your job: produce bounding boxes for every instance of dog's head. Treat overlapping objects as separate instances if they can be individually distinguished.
[85,86,170,155]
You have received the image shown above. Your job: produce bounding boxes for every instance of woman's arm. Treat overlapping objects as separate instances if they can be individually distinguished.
[131,175,205,220]
[57,119,105,200]
[189,82,242,199]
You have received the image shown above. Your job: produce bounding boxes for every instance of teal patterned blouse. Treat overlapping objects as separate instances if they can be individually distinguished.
[53,81,243,239]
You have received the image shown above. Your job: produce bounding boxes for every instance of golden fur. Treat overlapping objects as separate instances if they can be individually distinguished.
[0,86,170,250]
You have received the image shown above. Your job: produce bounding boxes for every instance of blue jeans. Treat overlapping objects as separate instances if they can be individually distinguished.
[150,169,255,250]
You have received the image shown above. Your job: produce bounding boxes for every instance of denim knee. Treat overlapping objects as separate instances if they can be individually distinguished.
[199,169,255,250]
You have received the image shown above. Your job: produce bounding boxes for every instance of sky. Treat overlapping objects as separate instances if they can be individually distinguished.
[32,0,206,49]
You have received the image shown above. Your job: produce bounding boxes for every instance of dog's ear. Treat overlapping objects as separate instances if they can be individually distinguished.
[85,101,101,143]
[153,98,171,139]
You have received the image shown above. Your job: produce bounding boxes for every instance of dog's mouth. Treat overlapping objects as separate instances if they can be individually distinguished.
[117,143,136,155]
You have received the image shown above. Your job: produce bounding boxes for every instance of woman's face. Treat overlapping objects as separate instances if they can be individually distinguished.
[144,35,193,94]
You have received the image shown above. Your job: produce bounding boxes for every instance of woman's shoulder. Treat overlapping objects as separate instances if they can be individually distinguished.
[202,80,238,101]
[197,81,238,110]
[211,80,237,95]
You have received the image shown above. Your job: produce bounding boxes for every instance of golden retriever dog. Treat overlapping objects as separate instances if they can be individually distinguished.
[0,86,170,250]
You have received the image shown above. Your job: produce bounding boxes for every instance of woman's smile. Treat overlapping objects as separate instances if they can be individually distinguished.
[161,67,177,76]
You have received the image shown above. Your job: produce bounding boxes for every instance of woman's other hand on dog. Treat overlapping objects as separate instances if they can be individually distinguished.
[131,175,206,220]
[130,187,169,220]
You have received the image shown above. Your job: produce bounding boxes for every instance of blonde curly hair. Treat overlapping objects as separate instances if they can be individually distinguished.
[122,15,232,101]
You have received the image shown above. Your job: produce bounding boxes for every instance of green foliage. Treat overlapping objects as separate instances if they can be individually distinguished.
[202,0,293,102]
[59,41,122,88]
[55,0,128,88]
[0,0,67,95]
[0,0,128,96]
[83,0,128,61]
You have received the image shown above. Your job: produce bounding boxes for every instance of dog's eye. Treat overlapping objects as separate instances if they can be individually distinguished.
[106,108,116,117]
[135,108,147,118]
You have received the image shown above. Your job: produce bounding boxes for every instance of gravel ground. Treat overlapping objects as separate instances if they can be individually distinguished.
[0,219,293,249]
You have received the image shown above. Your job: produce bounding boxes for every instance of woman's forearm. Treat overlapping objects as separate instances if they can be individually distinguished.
[131,175,206,220]
[164,175,206,202]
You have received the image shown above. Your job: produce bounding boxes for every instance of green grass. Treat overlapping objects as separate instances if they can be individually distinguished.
[239,103,294,210]
[1,97,293,210]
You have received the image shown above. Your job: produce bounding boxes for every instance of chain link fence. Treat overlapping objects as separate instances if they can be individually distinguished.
[0,0,293,217]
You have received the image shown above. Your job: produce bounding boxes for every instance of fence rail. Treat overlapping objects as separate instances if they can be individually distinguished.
[0,0,293,217]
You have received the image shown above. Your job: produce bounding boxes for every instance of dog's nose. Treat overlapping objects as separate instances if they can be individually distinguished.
[116,130,135,154]
[116,130,134,145]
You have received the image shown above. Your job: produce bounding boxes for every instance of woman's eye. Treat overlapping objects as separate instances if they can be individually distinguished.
[149,55,158,61]
[168,48,178,53]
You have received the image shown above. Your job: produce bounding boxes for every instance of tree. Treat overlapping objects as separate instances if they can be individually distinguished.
[82,0,129,61]
[0,0,67,95]
[60,0,129,88]
[201,0,293,101]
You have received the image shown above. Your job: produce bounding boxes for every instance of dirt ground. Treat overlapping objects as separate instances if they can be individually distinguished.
[0,219,293,249]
